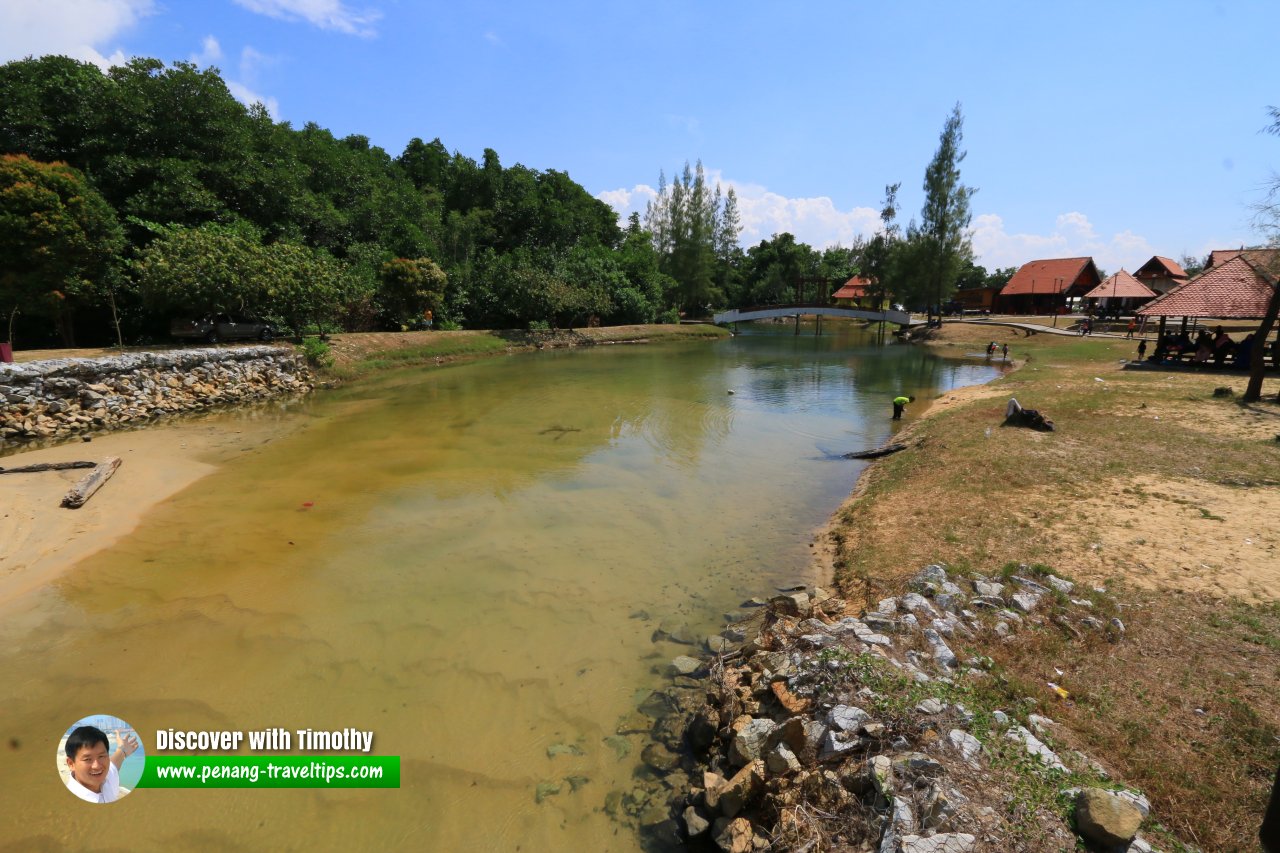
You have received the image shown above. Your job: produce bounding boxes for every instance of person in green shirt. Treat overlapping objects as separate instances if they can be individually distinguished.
[892,394,915,420]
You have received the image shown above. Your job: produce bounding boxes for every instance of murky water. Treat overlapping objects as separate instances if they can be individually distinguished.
[0,325,1000,852]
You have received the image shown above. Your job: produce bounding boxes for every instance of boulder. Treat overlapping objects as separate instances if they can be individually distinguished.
[1075,787,1144,847]
[729,718,778,766]
[899,833,977,852]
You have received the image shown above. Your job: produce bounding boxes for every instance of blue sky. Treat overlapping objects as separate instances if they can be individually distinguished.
[3,1,1278,273]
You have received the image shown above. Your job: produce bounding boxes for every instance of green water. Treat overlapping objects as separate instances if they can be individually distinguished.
[0,325,1001,851]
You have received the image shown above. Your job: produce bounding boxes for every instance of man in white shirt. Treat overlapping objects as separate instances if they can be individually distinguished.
[63,725,139,803]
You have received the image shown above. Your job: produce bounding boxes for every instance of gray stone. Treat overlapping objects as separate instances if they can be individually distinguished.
[868,755,893,798]
[922,783,958,830]
[1010,592,1040,613]
[863,612,899,633]
[948,729,982,767]
[1045,574,1075,594]
[933,593,962,613]
[893,753,946,779]
[683,805,710,837]
[992,710,1009,726]
[900,592,938,616]
[729,718,778,766]
[827,704,871,732]
[917,563,949,584]
[764,742,801,775]
[819,729,862,760]
[876,597,899,613]
[893,796,917,831]
[899,833,977,853]
[1075,787,1144,846]
[972,579,1004,597]
[916,698,945,714]
[1027,714,1055,735]
[668,655,703,676]
[1006,725,1067,771]
[1011,575,1051,595]
[923,628,959,669]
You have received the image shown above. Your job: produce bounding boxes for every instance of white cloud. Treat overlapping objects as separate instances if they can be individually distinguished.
[191,35,223,65]
[971,211,1160,273]
[597,172,881,250]
[232,0,380,37]
[0,0,153,68]
[226,79,279,117]
[483,31,502,46]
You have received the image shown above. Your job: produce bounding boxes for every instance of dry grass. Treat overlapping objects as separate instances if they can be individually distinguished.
[825,322,1280,851]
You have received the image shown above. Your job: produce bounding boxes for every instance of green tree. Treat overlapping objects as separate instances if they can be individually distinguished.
[1243,106,1280,403]
[645,161,736,313]
[379,256,447,325]
[133,222,265,316]
[861,182,902,310]
[910,103,976,315]
[0,154,123,346]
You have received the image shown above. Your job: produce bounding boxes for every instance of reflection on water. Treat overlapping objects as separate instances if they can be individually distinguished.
[0,324,1001,851]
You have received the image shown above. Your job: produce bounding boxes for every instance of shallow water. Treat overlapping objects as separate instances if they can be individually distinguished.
[0,325,1000,851]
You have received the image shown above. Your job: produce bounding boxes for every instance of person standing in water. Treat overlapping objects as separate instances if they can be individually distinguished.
[892,394,915,420]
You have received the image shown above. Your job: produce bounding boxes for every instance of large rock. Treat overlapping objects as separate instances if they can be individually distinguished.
[729,718,778,766]
[899,833,977,852]
[826,704,870,732]
[1075,787,1144,846]
[714,816,755,853]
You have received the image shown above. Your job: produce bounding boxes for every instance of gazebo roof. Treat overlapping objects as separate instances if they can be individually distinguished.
[832,276,874,299]
[1136,255,1277,319]
[1083,271,1157,300]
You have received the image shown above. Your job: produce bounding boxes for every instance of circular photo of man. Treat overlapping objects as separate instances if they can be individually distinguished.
[58,715,145,803]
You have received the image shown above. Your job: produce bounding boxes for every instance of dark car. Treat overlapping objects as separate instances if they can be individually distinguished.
[170,314,274,344]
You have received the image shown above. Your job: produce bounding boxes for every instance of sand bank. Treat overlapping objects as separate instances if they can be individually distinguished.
[0,413,300,609]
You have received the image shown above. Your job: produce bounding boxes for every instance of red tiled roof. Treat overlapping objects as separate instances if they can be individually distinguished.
[1134,256,1187,280]
[1083,271,1157,300]
[832,276,874,299]
[1208,248,1280,270]
[1137,255,1277,318]
[999,257,1099,296]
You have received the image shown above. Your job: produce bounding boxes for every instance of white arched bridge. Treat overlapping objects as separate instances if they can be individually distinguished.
[713,305,914,327]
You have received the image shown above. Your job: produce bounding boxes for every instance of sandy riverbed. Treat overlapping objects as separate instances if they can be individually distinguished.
[0,413,300,609]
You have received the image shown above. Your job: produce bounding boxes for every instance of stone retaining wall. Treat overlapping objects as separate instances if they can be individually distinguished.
[0,346,313,444]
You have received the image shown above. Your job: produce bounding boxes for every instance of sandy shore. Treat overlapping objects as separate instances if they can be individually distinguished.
[0,413,299,608]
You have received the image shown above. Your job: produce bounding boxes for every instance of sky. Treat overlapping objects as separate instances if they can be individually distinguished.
[2,0,1278,274]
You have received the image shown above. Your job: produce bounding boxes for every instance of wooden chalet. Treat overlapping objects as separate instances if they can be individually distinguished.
[998,257,1101,315]
[1132,256,1188,295]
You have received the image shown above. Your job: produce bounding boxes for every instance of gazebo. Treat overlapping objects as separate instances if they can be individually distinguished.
[1083,270,1157,315]
[1136,253,1278,344]
[1132,256,1188,295]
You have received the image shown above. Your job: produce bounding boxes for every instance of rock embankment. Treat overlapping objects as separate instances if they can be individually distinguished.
[0,346,312,445]
[631,564,1169,852]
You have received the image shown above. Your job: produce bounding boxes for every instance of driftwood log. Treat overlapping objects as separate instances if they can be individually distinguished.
[843,442,908,460]
[60,457,122,509]
[0,461,96,475]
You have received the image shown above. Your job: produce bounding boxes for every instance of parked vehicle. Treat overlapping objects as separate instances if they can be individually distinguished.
[170,315,274,344]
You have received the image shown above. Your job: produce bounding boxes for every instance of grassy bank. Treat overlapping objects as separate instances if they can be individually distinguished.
[827,323,1280,851]
[320,323,729,380]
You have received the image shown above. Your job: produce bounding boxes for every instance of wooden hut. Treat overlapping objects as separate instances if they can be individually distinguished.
[998,257,1101,315]
[1132,256,1188,295]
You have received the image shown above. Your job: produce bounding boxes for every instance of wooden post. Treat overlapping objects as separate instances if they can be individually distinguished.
[816,314,822,336]
[794,313,801,335]
[61,457,122,509]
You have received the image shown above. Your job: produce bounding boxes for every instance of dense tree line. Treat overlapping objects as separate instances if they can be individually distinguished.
[1,55,983,348]
[0,56,674,346]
